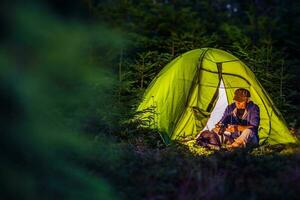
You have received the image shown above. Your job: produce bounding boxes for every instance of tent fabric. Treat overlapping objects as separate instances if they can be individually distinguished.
[137,48,298,145]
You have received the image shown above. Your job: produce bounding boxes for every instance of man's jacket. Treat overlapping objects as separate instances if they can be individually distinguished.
[218,101,260,136]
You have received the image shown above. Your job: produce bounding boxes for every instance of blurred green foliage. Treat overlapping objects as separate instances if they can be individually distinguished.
[0,1,125,199]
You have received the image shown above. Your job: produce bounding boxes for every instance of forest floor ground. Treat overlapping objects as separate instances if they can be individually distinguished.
[95,128,300,200]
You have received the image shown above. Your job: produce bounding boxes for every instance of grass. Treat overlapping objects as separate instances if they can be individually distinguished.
[92,127,300,200]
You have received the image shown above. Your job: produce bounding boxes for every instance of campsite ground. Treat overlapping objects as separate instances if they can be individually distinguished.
[93,128,300,200]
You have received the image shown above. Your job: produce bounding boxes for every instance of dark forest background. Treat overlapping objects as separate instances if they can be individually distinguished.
[1,0,299,199]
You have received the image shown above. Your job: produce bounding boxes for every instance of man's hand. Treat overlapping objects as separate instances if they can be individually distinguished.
[227,124,238,132]
[227,125,254,132]
[213,124,238,133]
[213,123,254,133]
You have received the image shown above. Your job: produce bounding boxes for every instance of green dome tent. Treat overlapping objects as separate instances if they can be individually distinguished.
[137,48,298,145]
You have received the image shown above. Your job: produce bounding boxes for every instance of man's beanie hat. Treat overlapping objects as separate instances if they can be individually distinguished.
[233,88,250,102]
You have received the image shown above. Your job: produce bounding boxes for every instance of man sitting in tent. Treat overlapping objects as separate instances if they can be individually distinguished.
[213,88,260,148]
